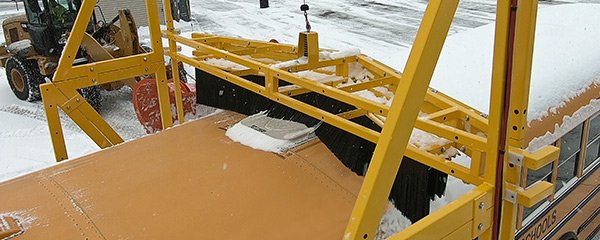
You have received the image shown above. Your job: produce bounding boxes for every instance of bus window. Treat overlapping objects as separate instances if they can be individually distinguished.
[526,164,552,187]
[556,124,583,191]
[584,115,600,170]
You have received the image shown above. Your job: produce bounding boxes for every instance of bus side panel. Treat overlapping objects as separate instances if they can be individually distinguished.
[517,166,599,240]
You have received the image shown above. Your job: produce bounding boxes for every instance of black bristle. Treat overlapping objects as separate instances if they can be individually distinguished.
[196,69,448,222]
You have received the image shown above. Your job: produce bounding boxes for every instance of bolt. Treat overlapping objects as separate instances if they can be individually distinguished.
[145,68,149,72]
[466,115,470,121]
[478,223,484,231]
[143,57,148,62]
[76,98,81,103]
[479,202,485,209]
[90,67,94,72]
[66,106,71,110]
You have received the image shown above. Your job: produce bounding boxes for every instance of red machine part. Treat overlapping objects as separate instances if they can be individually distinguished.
[133,78,196,133]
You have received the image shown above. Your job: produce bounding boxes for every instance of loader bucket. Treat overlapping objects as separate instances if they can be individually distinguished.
[132,78,196,133]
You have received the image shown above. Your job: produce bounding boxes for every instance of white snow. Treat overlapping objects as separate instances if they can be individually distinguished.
[527,99,600,152]
[225,112,315,153]
[6,39,31,53]
[225,122,295,153]
[429,152,475,213]
[409,128,452,151]
[202,58,249,71]
[427,3,600,123]
[376,205,412,240]
[0,111,99,182]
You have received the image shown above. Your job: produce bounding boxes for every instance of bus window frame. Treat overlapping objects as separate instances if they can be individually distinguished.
[518,111,600,229]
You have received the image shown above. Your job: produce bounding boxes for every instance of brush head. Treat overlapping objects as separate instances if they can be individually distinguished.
[196,69,448,222]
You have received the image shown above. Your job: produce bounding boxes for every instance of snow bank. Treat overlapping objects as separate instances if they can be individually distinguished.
[427,3,600,123]
[0,111,99,182]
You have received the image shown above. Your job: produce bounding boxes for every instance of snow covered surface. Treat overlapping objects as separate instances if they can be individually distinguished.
[428,3,600,123]
[527,99,600,152]
[226,112,316,153]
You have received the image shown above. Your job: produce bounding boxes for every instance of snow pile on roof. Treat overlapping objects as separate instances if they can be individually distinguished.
[527,99,600,152]
[427,3,600,123]
[225,112,316,153]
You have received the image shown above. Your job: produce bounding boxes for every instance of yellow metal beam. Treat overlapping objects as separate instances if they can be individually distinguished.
[343,0,460,238]
[163,0,185,124]
[42,0,172,161]
[389,184,493,239]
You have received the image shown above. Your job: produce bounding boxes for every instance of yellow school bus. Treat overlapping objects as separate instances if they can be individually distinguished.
[517,86,599,240]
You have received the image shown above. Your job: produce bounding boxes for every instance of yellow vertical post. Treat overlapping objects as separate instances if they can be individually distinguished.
[487,0,539,238]
[146,0,173,129]
[500,0,539,238]
[507,0,538,149]
[343,0,459,239]
[486,0,512,238]
[163,0,186,124]
[297,32,319,68]
[41,92,68,161]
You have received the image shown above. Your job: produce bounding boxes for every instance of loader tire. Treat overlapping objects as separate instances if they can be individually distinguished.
[5,57,44,101]
[80,86,102,112]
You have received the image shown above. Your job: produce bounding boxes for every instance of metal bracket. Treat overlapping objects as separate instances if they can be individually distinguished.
[504,189,518,204]
[60,95,85,114]
[508,151,523,167]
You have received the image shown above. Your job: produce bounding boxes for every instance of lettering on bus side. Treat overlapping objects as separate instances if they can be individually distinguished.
[520,210,558,240]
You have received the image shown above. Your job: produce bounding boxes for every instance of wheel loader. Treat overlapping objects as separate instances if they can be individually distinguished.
[0,0,148,110]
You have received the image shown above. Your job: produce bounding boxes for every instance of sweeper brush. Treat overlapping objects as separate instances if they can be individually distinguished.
[195,69,447,222]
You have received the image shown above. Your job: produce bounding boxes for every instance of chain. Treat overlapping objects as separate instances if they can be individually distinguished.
[301,1,311,32]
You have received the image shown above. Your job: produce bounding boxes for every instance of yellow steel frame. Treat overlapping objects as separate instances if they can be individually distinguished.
[44,0,558,238]
[41,0,173,161]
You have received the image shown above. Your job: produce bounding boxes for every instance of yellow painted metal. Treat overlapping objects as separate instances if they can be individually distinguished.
[42,0,172,161]
[515,181,553,208]
[170,32,392,117]
[343,0,460,238]
[163,0,185,124]
[511,146,559,170]
[389,184,493,239]
[485,0,513,238]
[297,32,320,68]
[500,0,540,238]
[507,0,539,149]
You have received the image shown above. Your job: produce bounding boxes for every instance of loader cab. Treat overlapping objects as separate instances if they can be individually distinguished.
[22,0,81,56]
